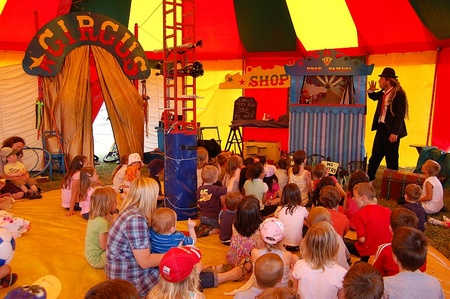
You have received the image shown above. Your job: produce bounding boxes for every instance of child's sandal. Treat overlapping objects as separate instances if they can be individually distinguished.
[234,257,252,281]
[0,273,18,288]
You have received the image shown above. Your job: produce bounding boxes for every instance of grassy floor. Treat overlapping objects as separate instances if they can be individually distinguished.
[39,162,450,259]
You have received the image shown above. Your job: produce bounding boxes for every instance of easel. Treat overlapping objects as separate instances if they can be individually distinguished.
[224,97,257,155]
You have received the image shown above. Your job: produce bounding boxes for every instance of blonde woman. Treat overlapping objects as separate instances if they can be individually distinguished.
[106,177,163,297]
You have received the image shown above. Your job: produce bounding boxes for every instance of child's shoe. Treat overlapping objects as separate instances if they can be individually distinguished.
[33,191,42,199]
[428,217,442,226]
[0,273,18,288]
[443,215,450,223]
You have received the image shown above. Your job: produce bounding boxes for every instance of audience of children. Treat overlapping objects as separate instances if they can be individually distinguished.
[78,166,100,220]
[341,170,369,230]
[419,159,444,214]
[274,183,309,252]
[62,155,88,216]
[292,221,347,298]
[344,182,392,262]
[288,150,312,207]
[319,185,350,238]
[197,147,209,188]
[150,207,196,253]
[84,278,140,299]
[383,227,444,299]
[196,165,228,236]
[342,262,384,299]
[123,153,144,195]
[219,192,242,245]
[401,184,427,231]
[84,187,117,269]
[147,246,205,299]
[243,162,268,211]
[307,207,350,270]
[106,177,163,297]
[226,195,264,267]
[223,155,243,193]
[1,147,41,199]
[111,153,129,193]
[234,253,284,299]
[372,207,426,277]
[275,156,291,194]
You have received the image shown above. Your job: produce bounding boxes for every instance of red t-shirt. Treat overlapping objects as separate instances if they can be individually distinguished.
[373,243,427,276]
[328,209,350,238]
[354,204,392,256]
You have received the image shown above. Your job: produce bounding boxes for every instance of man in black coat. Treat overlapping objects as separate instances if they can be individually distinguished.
[367,67,408,181]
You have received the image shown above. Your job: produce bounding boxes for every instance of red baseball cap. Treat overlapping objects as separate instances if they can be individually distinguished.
[160,247,202,283]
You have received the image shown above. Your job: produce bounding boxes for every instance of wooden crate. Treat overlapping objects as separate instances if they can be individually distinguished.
[243,141,281,164]
[380,169,425,200]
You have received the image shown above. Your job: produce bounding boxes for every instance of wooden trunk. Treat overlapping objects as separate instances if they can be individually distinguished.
[380,169,425,200]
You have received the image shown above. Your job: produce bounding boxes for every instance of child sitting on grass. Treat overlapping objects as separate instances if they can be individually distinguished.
[150,207,196,253]
[419,159,444,214]
[402,184,427,232]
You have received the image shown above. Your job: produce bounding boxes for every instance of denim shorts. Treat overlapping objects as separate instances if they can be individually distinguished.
[200,216,219,229]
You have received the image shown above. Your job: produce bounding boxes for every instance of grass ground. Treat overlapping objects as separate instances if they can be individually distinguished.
[38,161,450,259]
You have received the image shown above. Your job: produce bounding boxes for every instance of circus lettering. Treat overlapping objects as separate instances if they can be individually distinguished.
[23,12,150,79]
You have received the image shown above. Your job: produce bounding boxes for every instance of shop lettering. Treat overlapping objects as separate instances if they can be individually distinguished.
[248,74,289,87]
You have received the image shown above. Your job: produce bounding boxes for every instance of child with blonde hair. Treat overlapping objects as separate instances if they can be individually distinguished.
[292,221,347,298]
[84,187,117,268]
[79,166,100,220]
[150,207,196,253]
[257,287,299,299]
[274,183,309,252]
[62,155,88,216]
[147,246,205,299]
[288,150,312,206]
[307,206,350,270]
[419,159,444,214]
[197,147,209,188]
[402,184,426,231]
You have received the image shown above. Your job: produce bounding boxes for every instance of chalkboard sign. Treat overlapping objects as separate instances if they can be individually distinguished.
[233,97,257,120]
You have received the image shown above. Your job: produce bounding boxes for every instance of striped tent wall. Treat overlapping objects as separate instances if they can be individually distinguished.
[289,105,366,170]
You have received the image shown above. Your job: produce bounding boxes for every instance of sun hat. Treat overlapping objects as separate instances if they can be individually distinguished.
[127,153,144,166]
[147,158,164,175]
[264,164,276,177]
[260,217,285,245]
[0,147,18,158]
[160,246,202,283]
[378,67,398,78]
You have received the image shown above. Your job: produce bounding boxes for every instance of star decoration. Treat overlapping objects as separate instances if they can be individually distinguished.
[226,76,233,83]
[29,54,46,70]
[240,79,245,85]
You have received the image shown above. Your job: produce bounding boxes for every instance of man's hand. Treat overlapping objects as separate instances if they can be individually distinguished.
[368,80,377,92]
[388,134,398,143]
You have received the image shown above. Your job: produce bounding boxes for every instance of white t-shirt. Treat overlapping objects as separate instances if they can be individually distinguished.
[421,176,444,214]
[112,165,127,193]
[292,259,347,299]
[275,205,308,247]
[275,168,288,192]
[61,171,80,208]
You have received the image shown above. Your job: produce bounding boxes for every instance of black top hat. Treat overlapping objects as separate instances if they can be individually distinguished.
[378,67,397,78]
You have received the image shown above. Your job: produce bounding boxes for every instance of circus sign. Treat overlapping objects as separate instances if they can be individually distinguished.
[22,12,150,79]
